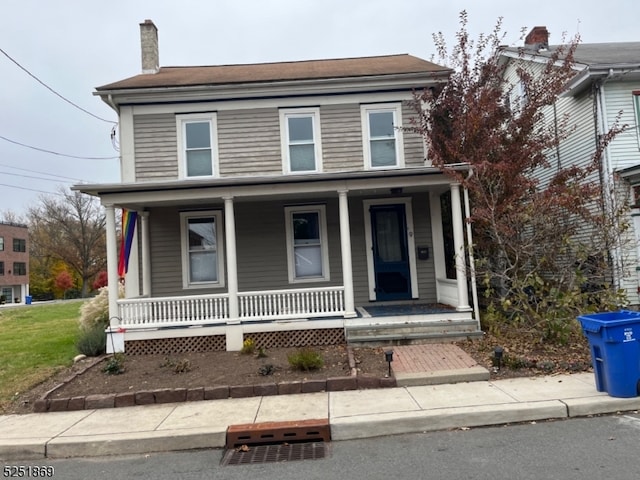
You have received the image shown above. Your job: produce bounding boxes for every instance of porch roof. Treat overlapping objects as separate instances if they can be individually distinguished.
[73,164,470,209]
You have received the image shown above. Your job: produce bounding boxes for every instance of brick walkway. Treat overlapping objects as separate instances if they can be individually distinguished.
[391,344,479,374]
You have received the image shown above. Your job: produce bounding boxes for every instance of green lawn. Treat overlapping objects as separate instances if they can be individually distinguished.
[0,301,83,410]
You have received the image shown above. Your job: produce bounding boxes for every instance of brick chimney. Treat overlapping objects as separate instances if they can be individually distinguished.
[140,19,159,74]
[524,26,550,50]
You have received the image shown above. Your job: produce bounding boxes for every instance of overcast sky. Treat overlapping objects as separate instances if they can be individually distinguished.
[1,0,638,218]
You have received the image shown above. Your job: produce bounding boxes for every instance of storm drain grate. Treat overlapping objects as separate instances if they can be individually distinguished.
[221,442,328,465]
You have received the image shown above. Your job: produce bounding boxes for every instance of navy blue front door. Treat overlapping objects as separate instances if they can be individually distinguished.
[370,204,411,301]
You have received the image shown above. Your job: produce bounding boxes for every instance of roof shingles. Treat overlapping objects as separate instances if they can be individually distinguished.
[97,54,449,91]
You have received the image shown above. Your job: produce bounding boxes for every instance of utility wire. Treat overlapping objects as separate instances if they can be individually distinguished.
[0,162,84,182]
[0,47,116,124]
[0,170,82,183]
[0,182,63,196]
[0,134,119,160]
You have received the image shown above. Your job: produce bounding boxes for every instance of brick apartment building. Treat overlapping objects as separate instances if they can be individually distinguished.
[0,222,29,304]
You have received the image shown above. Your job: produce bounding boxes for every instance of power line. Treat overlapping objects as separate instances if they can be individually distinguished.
[0,162,84,182]
[0,134,119,160]
[0,170,79,183]
[0,47,116,124]
[0,182,63,196]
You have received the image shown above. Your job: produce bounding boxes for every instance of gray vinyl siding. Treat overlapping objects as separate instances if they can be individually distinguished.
[320,104,363,172]
[234,198,344,292]
[218,108,282,176]
[411,192,437,301]
[132,100,426,180]
[402,105,426,167]
[134,114,178,180]
[148,206,191,296]
[605,81,640,172]
[147,194,437,304]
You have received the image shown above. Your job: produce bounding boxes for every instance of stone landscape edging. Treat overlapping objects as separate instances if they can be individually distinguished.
[33,348,396,413]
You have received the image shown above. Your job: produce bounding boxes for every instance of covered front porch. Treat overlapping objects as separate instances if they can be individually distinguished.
[77,166,480,352]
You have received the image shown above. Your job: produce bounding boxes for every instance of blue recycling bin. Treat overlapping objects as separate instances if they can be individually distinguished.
[25,295,32,305]
[578,310,640,398]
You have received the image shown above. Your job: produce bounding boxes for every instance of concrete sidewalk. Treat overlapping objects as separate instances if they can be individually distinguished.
[2,372,639,461]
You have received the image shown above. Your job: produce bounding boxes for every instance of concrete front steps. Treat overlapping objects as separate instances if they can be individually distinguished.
[345,319,483,347]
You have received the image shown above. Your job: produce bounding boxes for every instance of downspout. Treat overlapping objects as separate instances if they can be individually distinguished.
[595,69,623,292]
[463,170,481,325]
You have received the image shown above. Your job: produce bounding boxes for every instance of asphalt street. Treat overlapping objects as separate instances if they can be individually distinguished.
[7,414,640,480]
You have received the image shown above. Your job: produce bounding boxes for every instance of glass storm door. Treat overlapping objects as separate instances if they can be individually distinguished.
[370,204,411,301]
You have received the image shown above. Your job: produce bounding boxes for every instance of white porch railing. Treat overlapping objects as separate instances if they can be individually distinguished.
[239,286,345,321]
[116,286,345,328]
[117,293,229,328]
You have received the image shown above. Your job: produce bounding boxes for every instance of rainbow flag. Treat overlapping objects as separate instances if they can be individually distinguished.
[118,209,138,278]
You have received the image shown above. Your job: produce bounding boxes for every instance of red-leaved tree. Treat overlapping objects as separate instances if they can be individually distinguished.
[54,271,74,300]
[407,12,628,340]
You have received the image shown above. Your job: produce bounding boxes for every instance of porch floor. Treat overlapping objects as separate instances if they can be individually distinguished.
[356,303,455,318]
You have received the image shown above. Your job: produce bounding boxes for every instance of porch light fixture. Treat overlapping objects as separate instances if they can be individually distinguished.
[494,346,504,370]
[384,350,394,377]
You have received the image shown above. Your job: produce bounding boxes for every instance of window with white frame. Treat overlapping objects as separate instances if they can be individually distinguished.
[361,104,404,169]
[0,236,3,251]
[280,108,322,173]
[176,113,218,178]
[180,211,224,288]
[284,205,329,282]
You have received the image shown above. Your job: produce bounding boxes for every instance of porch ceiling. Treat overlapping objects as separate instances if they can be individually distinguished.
[74,165,468,210]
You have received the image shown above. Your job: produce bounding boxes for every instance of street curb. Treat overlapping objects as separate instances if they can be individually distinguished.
[564,395,640,417]
[46,427,226,459]
[330,400,568,441]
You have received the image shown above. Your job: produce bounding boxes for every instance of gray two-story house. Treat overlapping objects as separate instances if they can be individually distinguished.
[76,20,481,353]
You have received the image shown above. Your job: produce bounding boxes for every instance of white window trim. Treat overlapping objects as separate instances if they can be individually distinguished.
[284,205,330,283]
[176,113,219,179]
[361,103,405,170]
[180,210,225,289]
[279,108,323,174]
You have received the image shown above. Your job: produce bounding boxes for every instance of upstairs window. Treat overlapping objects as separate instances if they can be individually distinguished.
[0,236,3,251]
[176,113,218,178]
[13,238,26,252]
[361,104,404,169]
[280,108,323,173]
[0,261,4,275]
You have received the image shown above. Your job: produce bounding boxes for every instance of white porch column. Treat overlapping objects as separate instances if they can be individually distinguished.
[451,183,471,311]
[338,189,356,318]
[140,211,151,296]
[224,196,242,351]
[105,204,120,326]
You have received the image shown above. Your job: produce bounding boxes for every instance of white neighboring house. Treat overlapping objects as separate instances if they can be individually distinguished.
[498,26,640,305]
[74,21,481,353]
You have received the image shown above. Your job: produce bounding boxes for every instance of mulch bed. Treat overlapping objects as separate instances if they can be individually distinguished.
[21,345,393,414]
